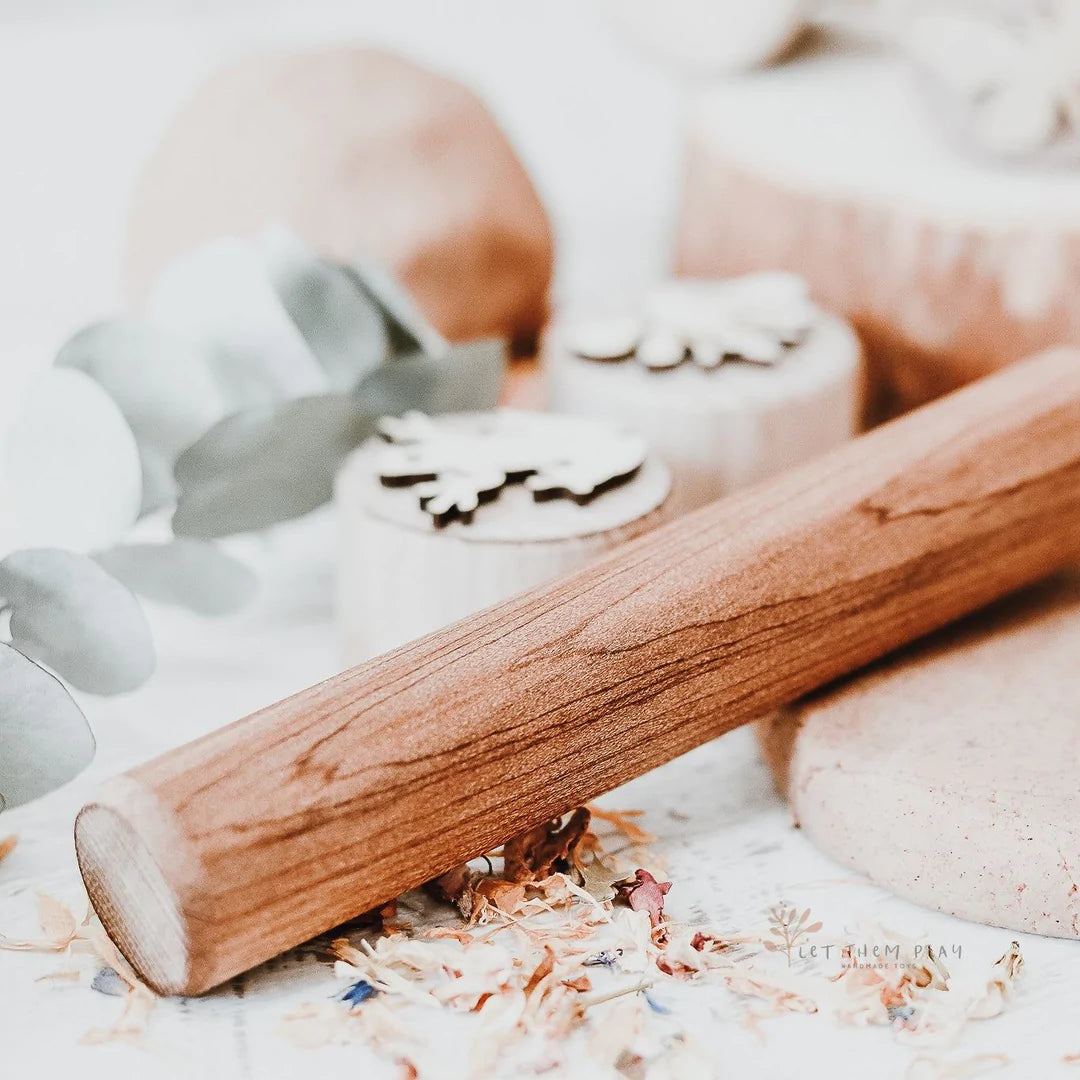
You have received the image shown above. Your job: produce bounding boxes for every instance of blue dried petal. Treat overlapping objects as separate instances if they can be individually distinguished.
[644,990,671,1015]
[91,967,128,997]
[339,979,378,1007]
[583,949,623,967]
[888,1004,916,1024]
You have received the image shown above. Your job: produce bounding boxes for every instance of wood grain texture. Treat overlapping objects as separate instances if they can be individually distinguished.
[77,347,1080,996]
[677,151,1080,420]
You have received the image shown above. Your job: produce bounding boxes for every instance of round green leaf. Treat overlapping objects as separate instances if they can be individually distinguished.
[0,549,155,695]
[261,226,389,391]
[0,642,95,809]
[349,251,448,359]
[55,318,226,513]
[2,368,142,553]
[357,338,505,416]
[172,394,378,538]
[145,237,327,411]
[95,539,257,616]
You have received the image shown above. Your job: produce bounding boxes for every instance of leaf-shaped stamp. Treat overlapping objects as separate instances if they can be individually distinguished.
[375,410,647,526]
[566,272,818,373]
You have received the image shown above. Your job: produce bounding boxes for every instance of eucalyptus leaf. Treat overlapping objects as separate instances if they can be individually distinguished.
[2,368,142,553]
[349,251,449,359]
[95,540,257,616]
[172,394,378,538]
[261,226,389,391]
[55,319,226,513]
[0,549,155,695]
[357,338,505,416]
[0,643,95,809]
[145,237,327,411]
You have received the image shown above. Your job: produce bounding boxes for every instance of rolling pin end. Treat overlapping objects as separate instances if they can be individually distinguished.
[74,776,194,996]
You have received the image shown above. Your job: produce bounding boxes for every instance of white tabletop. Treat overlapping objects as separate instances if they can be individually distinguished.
[2,5,1078,1077]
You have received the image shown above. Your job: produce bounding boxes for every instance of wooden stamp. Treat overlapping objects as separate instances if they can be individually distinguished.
[336,410,672,662]
[544,273,863,515]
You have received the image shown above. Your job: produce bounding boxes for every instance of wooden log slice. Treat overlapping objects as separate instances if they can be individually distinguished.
[677,51,1080,416]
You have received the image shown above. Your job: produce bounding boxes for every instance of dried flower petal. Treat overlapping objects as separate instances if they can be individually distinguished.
[579,856,631,903]
[36,891,77,944]
[967,941,1023,1021]
[474,877,527,916]
[340,978,379,1008]
[587,806,655,846]
[90,966,129,997]
[502,808,592,884]
[690,931,732,954]
[425,864,471,904]
[617,870,671,931]
[584,949,623,968]
[2,808,1032,1073]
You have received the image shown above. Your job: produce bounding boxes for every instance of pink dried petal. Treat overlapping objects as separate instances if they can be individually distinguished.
[617,870,671,929]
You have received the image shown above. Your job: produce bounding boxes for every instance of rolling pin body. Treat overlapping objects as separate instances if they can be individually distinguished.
[77,348,1080,994]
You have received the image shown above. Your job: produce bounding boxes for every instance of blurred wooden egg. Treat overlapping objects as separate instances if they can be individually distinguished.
[124,48,553,344]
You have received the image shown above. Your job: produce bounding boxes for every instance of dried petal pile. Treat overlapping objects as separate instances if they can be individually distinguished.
[1,806,1027,1075]
[280,805,706,1075]
[278,807,1026,1075]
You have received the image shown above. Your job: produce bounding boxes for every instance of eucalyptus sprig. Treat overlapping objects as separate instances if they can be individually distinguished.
[0,226,504,808]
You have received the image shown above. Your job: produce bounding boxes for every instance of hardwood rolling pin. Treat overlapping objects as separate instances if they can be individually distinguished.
[77,347,1080,996]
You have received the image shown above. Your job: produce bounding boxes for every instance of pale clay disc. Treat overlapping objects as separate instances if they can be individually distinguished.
[336,410,671,662]
[760,570,1080,940]
[545,280,863,516]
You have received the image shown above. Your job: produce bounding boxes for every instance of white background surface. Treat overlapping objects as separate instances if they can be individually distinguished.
[2,4,1079,1077]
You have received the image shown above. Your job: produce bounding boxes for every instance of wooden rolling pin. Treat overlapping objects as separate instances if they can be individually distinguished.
[77,347,1080,996]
